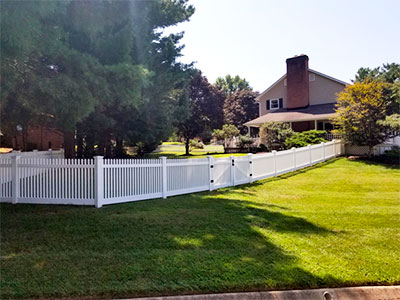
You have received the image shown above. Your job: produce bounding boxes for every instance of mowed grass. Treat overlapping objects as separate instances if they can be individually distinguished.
[1,158,400,299]
[147,142,248,159]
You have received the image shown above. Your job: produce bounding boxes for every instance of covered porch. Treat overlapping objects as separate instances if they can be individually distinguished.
[244,103,337,136]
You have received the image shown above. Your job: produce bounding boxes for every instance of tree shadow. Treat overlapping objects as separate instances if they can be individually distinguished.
[0,193,339,299]
[346,157,400,170]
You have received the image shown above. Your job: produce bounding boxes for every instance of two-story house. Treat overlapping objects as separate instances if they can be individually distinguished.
[244,55,348,133]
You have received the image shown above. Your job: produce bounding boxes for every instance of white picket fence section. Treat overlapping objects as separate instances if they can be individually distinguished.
[0,140,343,207]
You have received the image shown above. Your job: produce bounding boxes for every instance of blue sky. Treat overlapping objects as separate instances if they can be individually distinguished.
[165,0,400,92]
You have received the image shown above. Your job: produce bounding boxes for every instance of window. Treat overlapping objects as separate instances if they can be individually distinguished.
[270,99,279,110]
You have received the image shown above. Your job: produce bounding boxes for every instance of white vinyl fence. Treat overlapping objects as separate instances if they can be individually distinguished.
[0,140,343,207]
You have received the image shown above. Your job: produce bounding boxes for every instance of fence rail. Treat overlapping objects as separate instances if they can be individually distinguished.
[0,140,343,207]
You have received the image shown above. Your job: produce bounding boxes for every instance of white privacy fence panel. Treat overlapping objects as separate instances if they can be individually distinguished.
[295,148,310,169]
[213,157,232,188]
[234,156,250,185]
[0,140,343,207]
[252,153,274,180]
[167,159,209,196]
[276,150,294,175]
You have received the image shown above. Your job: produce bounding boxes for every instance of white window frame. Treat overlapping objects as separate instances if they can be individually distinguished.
[270,99,279,110]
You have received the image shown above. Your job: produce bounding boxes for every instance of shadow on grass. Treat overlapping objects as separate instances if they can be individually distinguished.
[0,192,339,299]
[346,157,400,170]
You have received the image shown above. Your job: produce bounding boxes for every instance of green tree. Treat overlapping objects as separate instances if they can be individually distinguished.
[215,74,251,95]
[175,70,225,155]
[259,122,294,151]
[0,0,195,157]
[212,124,240,151]
[353,63,400,84]
[223,89,259,133]
[333,81,393,156]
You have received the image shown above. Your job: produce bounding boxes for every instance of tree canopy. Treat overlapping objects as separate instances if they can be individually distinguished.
[215,74,252,95]
[0,0,195,157]
[333,80,394,156]
[175,70,225,155]
[353,63,400,84]
[223,89,259,133]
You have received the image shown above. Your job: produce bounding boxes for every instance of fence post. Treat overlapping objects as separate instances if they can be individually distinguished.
[161,157,167,198]
[230,155,235,186]
[94,156,104,208]
[208,156,215,191]
[48,148,53,158]
[308,144,312,166]
[333,139,337,156]
[292,147,296,171]
[247,153,253,183]
[272,150,277,177]
[322,142,325,161]
[11,155,20,204]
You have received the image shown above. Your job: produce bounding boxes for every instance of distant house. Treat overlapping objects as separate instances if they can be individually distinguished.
[12,125,64,151]
[244,55,348,133]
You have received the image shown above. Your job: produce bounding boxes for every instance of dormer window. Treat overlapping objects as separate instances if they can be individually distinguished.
[270,99,279,110]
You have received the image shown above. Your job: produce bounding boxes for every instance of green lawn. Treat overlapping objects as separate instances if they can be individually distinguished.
[1,158,400,299]
[148,142,248,158]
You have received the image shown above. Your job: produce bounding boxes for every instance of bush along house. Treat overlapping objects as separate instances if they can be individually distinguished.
[244,55,348,136]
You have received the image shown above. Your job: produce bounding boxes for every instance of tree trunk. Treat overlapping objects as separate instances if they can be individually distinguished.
[368,146,373,158]
[105,135,112,158]
[185,138,190,156]
[115,138,124,158]
[76,132,83,158]
[63,130,75,158]
[98,136,105,156]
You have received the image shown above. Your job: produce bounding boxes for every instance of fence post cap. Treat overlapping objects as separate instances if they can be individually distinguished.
[307,144,311,148]
[33,149,38,152]
[94,156,104,160]
[272,150,277,153]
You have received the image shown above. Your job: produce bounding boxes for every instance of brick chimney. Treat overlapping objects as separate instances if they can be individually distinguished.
[286,55,309,109]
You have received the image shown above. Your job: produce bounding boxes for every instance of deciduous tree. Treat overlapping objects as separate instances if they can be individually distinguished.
[215,74,251,95]
[333,81,393,156]
[223,89,259,133]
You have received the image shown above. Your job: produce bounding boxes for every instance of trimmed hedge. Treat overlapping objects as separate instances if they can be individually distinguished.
[284,130,327,148]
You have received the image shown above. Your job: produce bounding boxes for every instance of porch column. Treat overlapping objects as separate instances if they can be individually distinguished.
[314,120,317,130]
[247,126,251,137]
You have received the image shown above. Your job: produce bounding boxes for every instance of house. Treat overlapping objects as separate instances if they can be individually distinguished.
[12,125,64,151]
[244,55,348,133]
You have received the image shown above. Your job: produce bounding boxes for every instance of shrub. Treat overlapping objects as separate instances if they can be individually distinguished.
[189,139,204,150]
[212,124,240,150]
[284,130,327,149]
[237,135,253,148]
[259,121,294,151]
